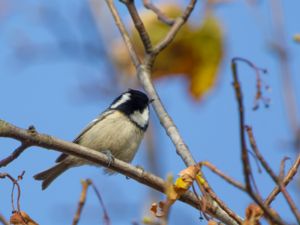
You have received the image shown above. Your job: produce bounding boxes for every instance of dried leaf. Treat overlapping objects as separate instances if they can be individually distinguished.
[150,202,165,218]
[178,165,200,183]
[10,211,39,225]
[243,204,263,225]
[150,166,200,218]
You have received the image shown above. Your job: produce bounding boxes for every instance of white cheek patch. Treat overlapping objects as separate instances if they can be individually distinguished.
[110,93,131,109]
[130,107,149,128]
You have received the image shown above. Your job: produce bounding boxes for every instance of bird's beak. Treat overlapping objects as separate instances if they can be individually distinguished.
[149,98,155,104]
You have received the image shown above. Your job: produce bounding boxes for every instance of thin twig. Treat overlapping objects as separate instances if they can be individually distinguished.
[231,58,254,193]
[0,172,24,213]
[265,154,300,206]
[150,0,197,58]
[191,183,209,221]
[143,0,175,26]
[0,213,9,225]
[89,180,111,225]
[0,171,26,224]
[245,126,300,223]
[279,157,290,180]
[231,58,286,225]
[199,162,245,192]
[195,173,243,225]
[0,143,29,168]
[105,0,141,67]
[121,0,153,53]
[72,179,91,225]
[231,57,268,111]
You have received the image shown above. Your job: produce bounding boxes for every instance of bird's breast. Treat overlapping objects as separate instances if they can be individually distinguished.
[78,111,144,163]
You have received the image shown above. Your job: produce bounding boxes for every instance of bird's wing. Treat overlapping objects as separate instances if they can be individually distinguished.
[55,110,114,163]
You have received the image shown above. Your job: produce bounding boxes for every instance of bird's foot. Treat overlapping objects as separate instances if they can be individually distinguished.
[102,150,115,167]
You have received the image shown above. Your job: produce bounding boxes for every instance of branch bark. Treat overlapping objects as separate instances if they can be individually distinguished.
[0,119,239,225]
[104,1,242,224]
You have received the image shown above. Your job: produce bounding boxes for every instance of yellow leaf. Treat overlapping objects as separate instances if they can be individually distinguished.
[111,4,224,101]
[150,167,200,218]
[294,34,300,43]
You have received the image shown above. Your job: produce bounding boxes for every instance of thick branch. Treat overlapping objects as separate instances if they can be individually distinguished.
[103,1,241,224]
[0,119,238,224]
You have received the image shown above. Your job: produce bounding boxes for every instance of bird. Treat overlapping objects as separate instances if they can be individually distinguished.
[34,89,151,190]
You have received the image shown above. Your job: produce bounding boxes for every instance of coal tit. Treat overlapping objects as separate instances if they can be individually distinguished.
[34,89,151,190]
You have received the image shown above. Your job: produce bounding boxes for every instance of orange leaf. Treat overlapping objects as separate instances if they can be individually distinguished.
[243,204,263,225]
[10,211,39,225]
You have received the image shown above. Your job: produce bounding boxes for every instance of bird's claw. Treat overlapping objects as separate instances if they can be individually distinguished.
[102,150,115,167]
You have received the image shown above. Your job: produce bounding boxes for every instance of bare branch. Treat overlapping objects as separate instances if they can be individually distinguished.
[143,0,175,26]
[0,119,243,225]
[195,171,243,225]
[265,154,300,206]
[121,0,153,53]
[89,180,111,225]
[102,1,242,224]
[246,126,300,223]
[72,179,91,225]
[150,0,197,58]
[136,68,241,225]
[199,161,245,192]
[231,58,286,225]
[105,0,141,67]
[279,157,290,180]
[231,58,255,193]
[136,66,195,166]
[0,171,26,224]
[0,120,216,219]
[0,143,29,168]
[0,213,9,225]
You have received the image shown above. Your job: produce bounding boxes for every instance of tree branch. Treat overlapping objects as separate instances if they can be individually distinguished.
[143,0,175,26]
[245,126,300,223]
[0,213,9,225]
[265,154,300,206]
[105,0,141,67]
[231,58,286,225]
[0,119,240,224]
[121,0,153,54]
[0,143,29,168]
[104,1,242,224]
[72,179,91,225]
[199,161,245,192]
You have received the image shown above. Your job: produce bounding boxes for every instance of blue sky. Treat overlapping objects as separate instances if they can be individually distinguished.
[1,1,300,224]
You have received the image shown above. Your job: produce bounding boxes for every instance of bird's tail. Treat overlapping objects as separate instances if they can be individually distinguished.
[34,162,70,190]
